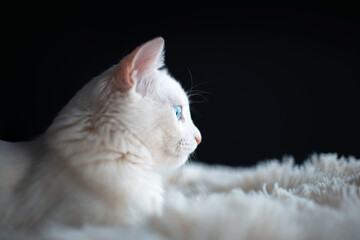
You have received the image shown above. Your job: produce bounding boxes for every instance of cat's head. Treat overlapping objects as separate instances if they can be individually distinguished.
[52,38,201,168]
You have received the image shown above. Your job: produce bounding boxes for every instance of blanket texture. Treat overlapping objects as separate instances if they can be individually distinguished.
[1,154,360,240]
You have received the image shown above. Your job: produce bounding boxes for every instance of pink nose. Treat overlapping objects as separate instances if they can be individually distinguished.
[195,135,202,145]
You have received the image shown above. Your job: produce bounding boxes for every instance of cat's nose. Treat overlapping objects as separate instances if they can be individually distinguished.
[195,135,202,145]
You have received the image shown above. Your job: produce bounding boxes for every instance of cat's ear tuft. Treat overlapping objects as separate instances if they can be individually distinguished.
[113,37,165,92]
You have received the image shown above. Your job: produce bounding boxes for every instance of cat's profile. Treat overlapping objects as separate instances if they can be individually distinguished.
[0,37,201,231]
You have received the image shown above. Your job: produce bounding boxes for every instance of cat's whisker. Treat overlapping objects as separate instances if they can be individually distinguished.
[187,91,210,98]
[188,91,210,106]
[187,152,198,165]
[189,100,206,105]
[186,80,216,95]
[185,65,215,98]
[186,65,194,97]
[188,89,211,95]
[184,66,212,107]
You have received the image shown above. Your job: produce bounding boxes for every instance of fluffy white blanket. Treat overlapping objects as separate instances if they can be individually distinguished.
[2,154,360,240]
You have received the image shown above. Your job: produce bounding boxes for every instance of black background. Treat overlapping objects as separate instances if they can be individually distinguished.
[0,1,359,166]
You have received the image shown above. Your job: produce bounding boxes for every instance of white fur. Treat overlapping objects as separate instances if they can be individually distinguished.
[0,37,201,231]
[1,154,359,240]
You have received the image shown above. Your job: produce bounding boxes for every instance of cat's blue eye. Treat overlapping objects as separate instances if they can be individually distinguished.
[173,105,182,120]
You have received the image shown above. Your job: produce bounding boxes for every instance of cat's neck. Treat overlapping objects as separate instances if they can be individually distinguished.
[43,103,154,168]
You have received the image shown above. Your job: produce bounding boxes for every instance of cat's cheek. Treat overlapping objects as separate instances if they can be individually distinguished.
[151,140,188,167]
[169,141,191,167]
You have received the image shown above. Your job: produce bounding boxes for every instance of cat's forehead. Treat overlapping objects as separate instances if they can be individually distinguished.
[156,71,188,105]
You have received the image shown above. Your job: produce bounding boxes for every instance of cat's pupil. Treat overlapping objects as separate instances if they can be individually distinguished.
[173,105,182,120]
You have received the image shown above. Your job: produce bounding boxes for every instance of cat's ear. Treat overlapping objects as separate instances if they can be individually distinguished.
[113,37,165,92]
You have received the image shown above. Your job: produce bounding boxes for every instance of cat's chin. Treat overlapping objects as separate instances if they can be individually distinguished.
[156,153,189,168]
[171,155,189,168]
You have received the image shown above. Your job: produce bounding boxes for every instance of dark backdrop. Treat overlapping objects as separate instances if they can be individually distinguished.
[1,1,359,166]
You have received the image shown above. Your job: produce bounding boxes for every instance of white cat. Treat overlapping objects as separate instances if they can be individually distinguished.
[0,37,201,232]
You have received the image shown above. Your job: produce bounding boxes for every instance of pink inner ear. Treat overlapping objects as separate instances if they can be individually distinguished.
[112,37,165,93]
[132,37,164,77]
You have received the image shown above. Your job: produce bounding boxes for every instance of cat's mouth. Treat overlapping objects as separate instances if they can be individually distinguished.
[176,139,198,155]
